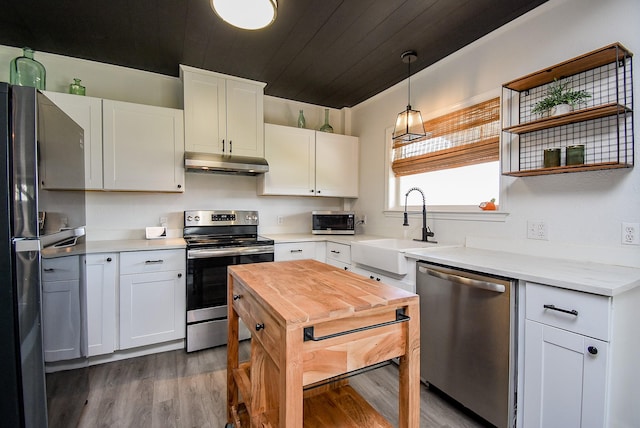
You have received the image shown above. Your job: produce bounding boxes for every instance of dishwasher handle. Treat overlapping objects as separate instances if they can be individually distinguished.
[420,266,506,293]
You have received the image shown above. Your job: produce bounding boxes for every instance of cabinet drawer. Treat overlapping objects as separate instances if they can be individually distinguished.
[525,282,611,341]
[120,249,185,274]
[326,242,351,264]
[274,242,316,261]
[232,280,282,366]
[42,256,79,281]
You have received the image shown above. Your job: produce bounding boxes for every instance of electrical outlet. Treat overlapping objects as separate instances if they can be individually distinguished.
[277,216,284,225]
[527,220,548,240]
[622,222,640,245]
[159,216,168,226]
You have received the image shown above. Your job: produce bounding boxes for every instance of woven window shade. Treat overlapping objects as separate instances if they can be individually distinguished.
[392,97,500,176]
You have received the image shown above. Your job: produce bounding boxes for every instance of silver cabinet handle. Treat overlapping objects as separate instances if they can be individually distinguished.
[43,268,55,272]
[145,259,164,264]
[420,266,505,293]
[290,249,303,253]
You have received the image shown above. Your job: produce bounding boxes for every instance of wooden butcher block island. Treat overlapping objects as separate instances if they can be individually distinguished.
[226,259,420,428]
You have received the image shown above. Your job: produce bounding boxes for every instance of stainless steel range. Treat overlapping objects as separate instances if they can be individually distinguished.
[184,210,274,352]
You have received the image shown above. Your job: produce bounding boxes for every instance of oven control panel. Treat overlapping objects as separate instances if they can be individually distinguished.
[184,210,259,227]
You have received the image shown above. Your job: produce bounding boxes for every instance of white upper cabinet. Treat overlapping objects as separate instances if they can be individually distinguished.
[102,100,184,192]
[42,92,104,190]
[258,123,359,197]
[259,124,316,196]
[44,92,185,193]
[181,65,265,157]
[315,131,359,198]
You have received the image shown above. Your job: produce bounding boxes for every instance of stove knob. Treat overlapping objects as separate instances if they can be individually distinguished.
[194,216,200,221]
[186,216,193,222]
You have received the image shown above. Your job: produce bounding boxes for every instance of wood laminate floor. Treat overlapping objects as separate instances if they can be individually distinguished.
[47,342,487,427]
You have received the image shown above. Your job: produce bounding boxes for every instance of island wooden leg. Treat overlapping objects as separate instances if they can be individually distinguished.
[280,327,304,427]
[227,274,240,424]
[398,301,421,428]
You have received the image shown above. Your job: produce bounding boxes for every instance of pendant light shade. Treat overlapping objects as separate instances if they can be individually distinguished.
[212,0,277,30]
[393,51,427,142]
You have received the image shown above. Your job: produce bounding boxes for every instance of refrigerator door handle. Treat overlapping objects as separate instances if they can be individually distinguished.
[13,238,41,252]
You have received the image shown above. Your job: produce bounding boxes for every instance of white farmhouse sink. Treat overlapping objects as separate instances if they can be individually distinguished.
[350,238,437,275]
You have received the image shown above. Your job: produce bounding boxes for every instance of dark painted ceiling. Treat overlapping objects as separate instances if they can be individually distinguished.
[0,0,547,109]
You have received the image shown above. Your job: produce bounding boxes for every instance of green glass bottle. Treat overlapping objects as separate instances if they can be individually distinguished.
[69,78,86,95]
[10,47,46,90]
[319,108,333,133]
[297,110,306,128]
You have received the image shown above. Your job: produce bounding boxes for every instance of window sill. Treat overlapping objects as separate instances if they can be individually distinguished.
[384,208,510,222]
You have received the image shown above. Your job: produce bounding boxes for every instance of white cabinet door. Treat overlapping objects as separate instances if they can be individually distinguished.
[102,100,184,192]
[85,253,117,357]
[181,65,265,156]
[42,278,82,362]
[119,270,186,350]
[274,242,319,261]
[315,132,359,197]
[226,79,264,157]
[523,320,608,428]
[43,92,104,190]
[259,124,315,196]
[182,69,226,154]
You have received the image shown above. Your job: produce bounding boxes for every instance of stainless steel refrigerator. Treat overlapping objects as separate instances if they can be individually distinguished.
[0,83,87,428]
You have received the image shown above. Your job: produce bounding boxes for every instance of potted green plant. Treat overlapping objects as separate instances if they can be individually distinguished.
[531,78,591,116]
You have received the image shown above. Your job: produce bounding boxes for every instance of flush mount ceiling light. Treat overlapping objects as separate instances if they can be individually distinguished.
[392,50,427,142]
[212,0,277,30]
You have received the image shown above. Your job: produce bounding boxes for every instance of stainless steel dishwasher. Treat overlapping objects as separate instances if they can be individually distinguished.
[416,261,517,428]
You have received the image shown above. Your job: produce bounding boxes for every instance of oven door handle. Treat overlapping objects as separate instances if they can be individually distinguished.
[187,245,275,259]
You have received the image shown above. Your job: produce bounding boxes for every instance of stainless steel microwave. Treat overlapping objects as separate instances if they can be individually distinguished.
[311,211,355,235]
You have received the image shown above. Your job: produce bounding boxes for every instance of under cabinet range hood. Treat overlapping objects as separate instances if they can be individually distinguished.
[184,151,269,175]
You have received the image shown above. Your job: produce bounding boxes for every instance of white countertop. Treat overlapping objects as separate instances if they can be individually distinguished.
[405,246,640,297]
[263,233,384,245]
[42,238,187,258]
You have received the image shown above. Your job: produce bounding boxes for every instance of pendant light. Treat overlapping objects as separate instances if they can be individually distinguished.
[212,0,277,30]
[392,50,426,142]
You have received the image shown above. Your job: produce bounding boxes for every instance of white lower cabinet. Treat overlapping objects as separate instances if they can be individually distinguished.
[523,320,607,428]
[85,253,117,357]
[42,256,82,362]
[275,242,325,262]
[522,281,640,428]
[119,250,186,350]
[325,241,351,271]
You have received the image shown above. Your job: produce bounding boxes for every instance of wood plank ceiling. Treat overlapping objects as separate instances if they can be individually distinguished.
[0,0,547,108]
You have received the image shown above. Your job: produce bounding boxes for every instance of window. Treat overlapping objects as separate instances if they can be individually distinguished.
[386,97,501,210]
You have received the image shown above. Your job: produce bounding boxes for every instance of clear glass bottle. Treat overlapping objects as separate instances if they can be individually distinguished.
[319,108,333,133]
[69,78,86,95]
[297,110,306,128]
[10,47,46,90]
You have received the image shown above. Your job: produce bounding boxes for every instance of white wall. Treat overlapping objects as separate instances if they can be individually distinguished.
[0,45,347,239]
[350,0,640,267]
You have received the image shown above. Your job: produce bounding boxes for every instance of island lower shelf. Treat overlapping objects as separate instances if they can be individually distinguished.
[230,362,393,428]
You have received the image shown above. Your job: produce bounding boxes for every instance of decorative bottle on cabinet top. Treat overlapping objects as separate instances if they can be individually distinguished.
[10,47,46,90]
[297,110,306,128]
[69,78,86,95]
[319,108,334,133]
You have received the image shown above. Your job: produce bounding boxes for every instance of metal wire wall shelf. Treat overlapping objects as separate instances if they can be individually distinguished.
[501,43,633,177]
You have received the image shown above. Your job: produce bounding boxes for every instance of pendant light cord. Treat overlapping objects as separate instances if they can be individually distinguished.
[407,58,411,109]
